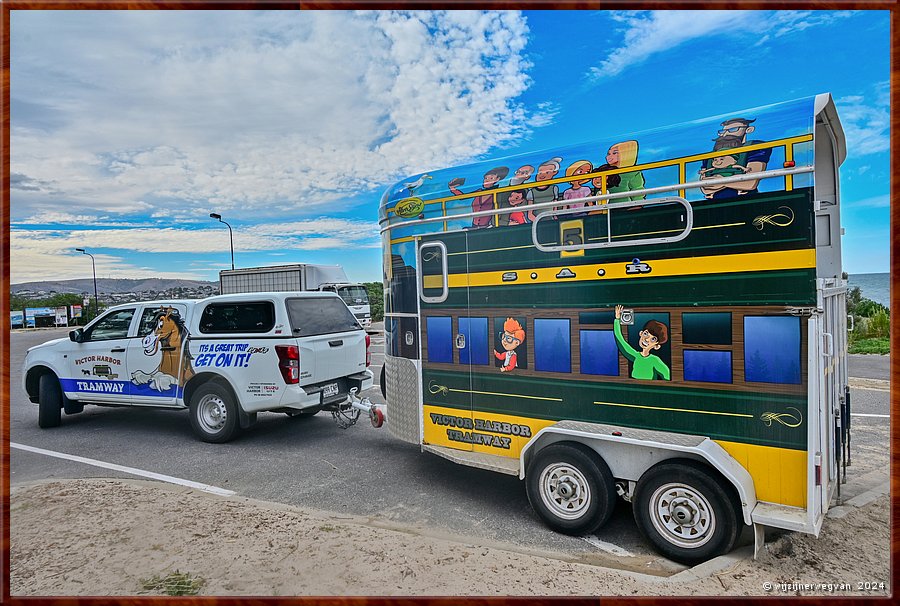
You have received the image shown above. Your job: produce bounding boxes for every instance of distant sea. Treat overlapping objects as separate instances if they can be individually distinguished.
[847,272,890,309]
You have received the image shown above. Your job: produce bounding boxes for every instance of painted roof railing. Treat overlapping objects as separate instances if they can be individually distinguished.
[382,133,814,240]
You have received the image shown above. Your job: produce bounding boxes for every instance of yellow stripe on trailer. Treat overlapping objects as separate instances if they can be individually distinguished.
[429,248,815,289]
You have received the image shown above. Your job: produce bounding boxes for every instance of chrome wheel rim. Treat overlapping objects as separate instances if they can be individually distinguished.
[197,393,227,433]
[539,463,591,520]
[648,482,716,548]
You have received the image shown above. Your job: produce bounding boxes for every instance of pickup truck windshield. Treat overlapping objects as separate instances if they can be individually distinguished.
[337,286,369,307]
[287,298,360,336]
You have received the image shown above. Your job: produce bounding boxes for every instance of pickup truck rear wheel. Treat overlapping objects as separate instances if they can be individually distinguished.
[38,374,62,428]
[189,383,240,443]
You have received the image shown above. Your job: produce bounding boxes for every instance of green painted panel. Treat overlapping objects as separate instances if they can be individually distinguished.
[423,368,807,451]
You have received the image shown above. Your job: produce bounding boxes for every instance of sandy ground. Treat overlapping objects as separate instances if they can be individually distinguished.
[10,477,891,598]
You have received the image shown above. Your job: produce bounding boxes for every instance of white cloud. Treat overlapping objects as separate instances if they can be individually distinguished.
[10,11,535,222]
[591,11,752,79]
[10,218,380,282]
[589,10,856,80]
[846,194,889,209]
[837,83,889,156]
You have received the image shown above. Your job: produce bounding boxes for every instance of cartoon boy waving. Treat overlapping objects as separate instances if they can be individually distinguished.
[613,305,670,380]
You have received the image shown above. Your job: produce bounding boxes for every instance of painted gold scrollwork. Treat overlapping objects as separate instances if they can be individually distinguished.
[428,381,449,396]
[422,250,442,262]
[759,406,803,428]
[752,205,795,230]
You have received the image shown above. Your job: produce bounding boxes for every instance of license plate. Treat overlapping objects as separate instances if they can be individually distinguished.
[322,383,339,398]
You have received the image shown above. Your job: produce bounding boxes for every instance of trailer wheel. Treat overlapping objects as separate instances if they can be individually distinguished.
[526,443,616,535]
[379,365,386,401]
[370,406,385,428]
[633,461,740,565]
[189,383,240,443]
[38,374,62,428]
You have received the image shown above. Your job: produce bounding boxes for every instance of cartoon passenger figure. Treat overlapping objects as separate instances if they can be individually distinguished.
[699,144,750,181]
[562,160,593,216]
[596,140,645,203]
[449,166,509,228]
[526,157,563,222]
[700,117,771,199]
[497,164,535,226]
[494,317,525,372]
[613,305,670,380]
[506,190,529,225]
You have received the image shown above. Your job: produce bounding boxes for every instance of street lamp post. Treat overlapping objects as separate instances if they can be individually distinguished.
[209,213,235,270]
[75,248,99,319]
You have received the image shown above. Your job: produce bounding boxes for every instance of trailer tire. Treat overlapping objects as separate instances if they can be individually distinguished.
[38,374,63,428]
[189,383,241,443]
[380,365,386,401]
[526,443,616,535]
[633,460,740,565]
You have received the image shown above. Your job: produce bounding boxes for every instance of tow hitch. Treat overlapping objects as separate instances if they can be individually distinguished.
[331,388,386,429]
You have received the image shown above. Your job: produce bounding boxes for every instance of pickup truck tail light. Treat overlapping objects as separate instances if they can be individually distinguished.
[365,333,371,367]
[275,345,300,384]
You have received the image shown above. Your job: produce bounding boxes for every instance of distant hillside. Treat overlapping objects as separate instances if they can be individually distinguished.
[11,278,218,295]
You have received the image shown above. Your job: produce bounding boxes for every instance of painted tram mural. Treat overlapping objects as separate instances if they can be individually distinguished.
[378,94,849,564]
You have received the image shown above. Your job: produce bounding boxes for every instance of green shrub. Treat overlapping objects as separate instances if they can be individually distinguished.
[854,299,889,318]
[848,338,889,355]
[868,309,890,338]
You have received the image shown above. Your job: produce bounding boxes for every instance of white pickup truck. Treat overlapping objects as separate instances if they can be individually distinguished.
[22,292,379,442]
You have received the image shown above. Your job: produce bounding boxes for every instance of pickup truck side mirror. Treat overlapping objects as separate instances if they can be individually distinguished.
[69,328,84,343]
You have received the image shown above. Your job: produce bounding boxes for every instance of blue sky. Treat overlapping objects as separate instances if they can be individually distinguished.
[10,10,889,285]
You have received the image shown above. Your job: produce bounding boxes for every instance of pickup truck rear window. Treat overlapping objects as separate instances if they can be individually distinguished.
[199,302,275,333]
[287,297,360,337]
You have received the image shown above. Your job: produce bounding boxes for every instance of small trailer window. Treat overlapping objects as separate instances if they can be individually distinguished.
[459,317,489,365]
[580,330,619,376]
[426,316,453,363]
[744,315,802,384]
[682,312,732,345]
[684,350,733,384]
[534,319,571,373]
[286,298,359,337]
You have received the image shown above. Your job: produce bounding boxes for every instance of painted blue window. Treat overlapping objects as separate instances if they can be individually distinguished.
[684,350,733,383]
[426,316,453,363]
[744,316,801,384]
[682,312,732,345]
[459,317,489,366]
[580,330,619,376]
[535,319,571,373]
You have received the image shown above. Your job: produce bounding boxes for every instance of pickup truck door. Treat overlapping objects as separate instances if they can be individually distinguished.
[63,307,137,403]
[128,303,190,406]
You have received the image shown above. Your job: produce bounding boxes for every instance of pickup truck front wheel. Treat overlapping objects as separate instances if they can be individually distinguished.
[38,374,62,428]
[189,383,240,443]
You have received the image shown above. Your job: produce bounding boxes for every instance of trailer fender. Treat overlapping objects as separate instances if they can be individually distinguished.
[519,421,757,526]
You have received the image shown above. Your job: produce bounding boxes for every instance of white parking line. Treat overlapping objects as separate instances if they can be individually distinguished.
[581,535,635,557]
[11,442,236,497]
[850,413,890,418]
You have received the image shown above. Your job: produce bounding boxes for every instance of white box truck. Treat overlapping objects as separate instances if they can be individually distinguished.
[219,264,372,328]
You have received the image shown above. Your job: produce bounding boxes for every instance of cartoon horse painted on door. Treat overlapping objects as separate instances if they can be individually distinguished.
[131,307,195,393]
